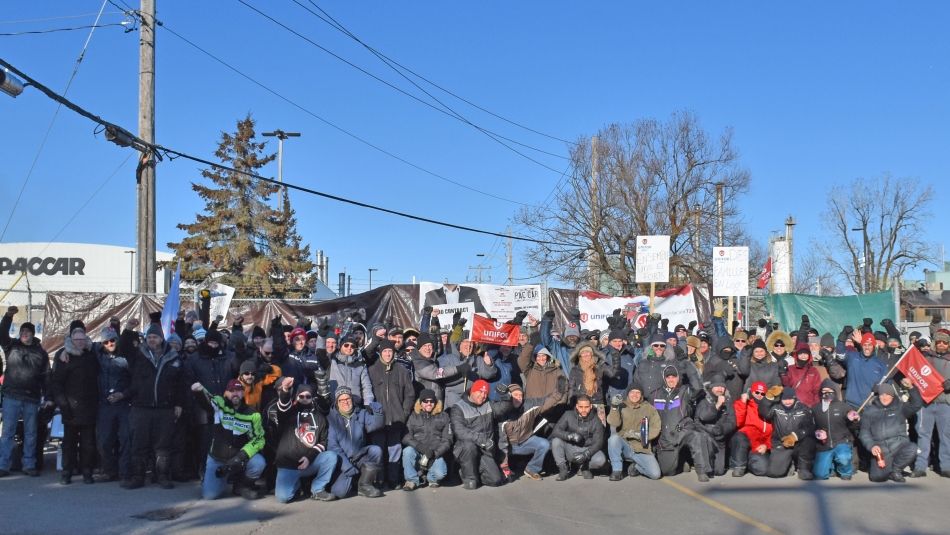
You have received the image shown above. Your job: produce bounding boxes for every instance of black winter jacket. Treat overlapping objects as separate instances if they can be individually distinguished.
[120,329,186,409]
[859,388,922,454]
[758,398,815,446]
[0,314,49,402]
[50,340,100,425]
[95,342,131,405]
[694,391,737,442]
[270,387,330,469]
[550,407,605,457]
[368,359,415,426]
[403,399,453,458]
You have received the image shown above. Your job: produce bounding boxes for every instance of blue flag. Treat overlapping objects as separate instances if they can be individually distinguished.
[160,261,181,338]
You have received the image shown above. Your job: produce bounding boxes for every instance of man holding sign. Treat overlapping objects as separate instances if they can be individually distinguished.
[911,331,950,478]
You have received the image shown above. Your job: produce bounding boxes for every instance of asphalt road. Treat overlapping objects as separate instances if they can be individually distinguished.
[0,466,946,535]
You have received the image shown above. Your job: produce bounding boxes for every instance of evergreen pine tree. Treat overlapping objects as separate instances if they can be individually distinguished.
[168,114,316,298]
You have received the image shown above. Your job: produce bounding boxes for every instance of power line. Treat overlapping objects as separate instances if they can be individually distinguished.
[134,16,535,207]
[0,23,130,37]
[0,0,114,242]
[300,0,576,147]
[0,57,586,249]
[0,12,124,25]
[235,0,568,175]
[291,0,570,162]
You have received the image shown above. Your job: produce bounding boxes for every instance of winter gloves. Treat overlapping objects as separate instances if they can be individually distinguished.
[781,434,798,449]
[565,432,584,445]
[765,385,784,400]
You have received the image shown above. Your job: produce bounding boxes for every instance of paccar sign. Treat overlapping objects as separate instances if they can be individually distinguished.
[0,257,86,276]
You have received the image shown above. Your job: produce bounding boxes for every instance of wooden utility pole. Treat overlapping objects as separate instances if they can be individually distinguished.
[136,0,156,293]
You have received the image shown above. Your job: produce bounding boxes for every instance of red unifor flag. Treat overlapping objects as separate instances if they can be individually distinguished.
[757,257,772,289]
[896,345,947,403]
[470,314,520,347]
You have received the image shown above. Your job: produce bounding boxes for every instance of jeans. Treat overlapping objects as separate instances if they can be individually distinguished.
[274,451,339,503]
[510,436,550,474]
[607,434,662,479]
[402,446,448,485]
[814,443,853,479]
[0,397,39,471]
[202,454,267,500]
[96,403,131,479]
[915,403,950,472]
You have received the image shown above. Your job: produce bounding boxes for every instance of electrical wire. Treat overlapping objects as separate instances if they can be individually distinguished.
[235,0,568,174]
[0,23,129,36]
[0,12,124,25]
[301,0,576,147]
[0,0,113,242]
[0,57,587,249]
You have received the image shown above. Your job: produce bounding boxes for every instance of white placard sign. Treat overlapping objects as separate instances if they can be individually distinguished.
[713,247,749,297]
[429,302,475,331]
[635,235,670,283]
[208,282,236,321]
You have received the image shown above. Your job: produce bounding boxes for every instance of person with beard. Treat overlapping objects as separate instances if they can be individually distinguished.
[118,315,187,489]
[494,383,555,481]
[913,330,950,478]
[93,325,132,482]
[738,338,782,392]
[367,340,415,488]
[540,309,581,376]
[813,380,860,480]
[603,329,638,408]
[606,383,662,481]
[327,386,386,498]
[271,377,340,502]
[550,394,608,480]
[192,379,266,500]
[185,328,237,480]
[450,379,507,489]
[758,386,816,480]
[780,344,824,408]
[566,340,621,414]
[731,381,772,477]
[50,325,100,485]
[634,334,702,402]
[694,374,737,476]
[402,389,452,490]
[439,329,499,408]
[651,366,714,482]
[411,334,471,403]
[860,381,923,482]
[329,335,375,405]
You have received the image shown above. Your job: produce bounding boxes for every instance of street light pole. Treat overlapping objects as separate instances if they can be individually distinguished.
[368,268,378,290]
[125,250,136,293]
[261,129,301,199]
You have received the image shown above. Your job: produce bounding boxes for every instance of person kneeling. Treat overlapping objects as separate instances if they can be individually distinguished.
[328,387,386,498]
[193,380,267,500]
[550,395,607,480]
[860,381,922,483]
[402,389,452,490]
[606,383,662,480]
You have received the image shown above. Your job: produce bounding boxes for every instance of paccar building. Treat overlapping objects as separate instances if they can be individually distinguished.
[0,242,174,336]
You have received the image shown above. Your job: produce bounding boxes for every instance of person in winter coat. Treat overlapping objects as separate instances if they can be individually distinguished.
[550,394,607,481]
[731,381,772,477]
[494,383,556,481]
[238,348,282,413]
[0,306,50,478]
[517,342,567,420]
[694,374,737,476]
[703,336,744,400]
[912,330,950,478]
[402,389,453,490]
[651,366,714,482]
[738,339,782,392]
[567,341,621,410]
[634,335,702,401]
[758,386,816,480]
[450,379,506,489]
[270,378,339,503]
[328,336,375,405]
[192,380,266,500]
[50,326,100,484]
[767,330,793,365]
[603,330,638,404]
[860,381,923,482]
[813,380,860,480]
[410,334,471,403]
[94,326,132,482]
[327,387,386,498]
[118,317,187,490]
[836,329,889,409]
[186,328,238,478]
[780,344,823,408]
[606,382,662,480]
[367,340,415,488]
[540,310,580,375]
[439,338,498,409]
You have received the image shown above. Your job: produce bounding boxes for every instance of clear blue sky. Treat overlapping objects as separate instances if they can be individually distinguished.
[3,1,948,294]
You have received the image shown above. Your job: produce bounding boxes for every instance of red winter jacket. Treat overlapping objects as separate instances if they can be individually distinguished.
[734,397,773,452]
[781,361,823,407]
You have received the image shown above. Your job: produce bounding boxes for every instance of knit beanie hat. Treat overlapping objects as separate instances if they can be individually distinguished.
[20,322,36,335]
[563,322,581,339]
[470,379,490,395]
[781,389,797,401]
[820,333,835,348]
[251,325,266,339]
[99,326,119,342]
[146,322,164,338]
[239,360,257,374]
[226,379,244,393]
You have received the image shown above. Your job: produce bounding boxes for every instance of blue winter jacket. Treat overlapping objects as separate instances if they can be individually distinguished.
[328,402,385,476]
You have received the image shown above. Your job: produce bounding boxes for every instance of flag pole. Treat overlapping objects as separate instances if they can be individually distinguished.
[856,345,915,413]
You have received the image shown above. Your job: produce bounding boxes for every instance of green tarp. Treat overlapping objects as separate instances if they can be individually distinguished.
[767,290,897,337]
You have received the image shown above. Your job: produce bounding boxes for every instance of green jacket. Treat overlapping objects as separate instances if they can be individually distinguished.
[202,388,265,462]
[606,399,661,454]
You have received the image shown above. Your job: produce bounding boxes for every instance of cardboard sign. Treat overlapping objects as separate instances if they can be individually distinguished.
[635,235,670,283]
[713,247,749,297]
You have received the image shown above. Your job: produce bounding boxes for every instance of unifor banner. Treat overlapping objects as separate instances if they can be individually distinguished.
[470,313,520,346]
[547,284,710,334]
[418,282,542,322]
[896,345,947,404]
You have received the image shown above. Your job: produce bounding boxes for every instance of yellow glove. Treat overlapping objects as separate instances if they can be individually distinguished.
[781,433,797,448]
[712,298,725,318]
[766,385,784,400]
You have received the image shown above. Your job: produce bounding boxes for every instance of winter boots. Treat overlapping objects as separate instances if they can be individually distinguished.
[555,463,570,481]
[358,465,383,498]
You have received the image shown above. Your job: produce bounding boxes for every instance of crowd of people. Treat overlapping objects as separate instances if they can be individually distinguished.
[0,298,948,503]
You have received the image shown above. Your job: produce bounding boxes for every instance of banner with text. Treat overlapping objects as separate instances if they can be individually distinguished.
[713,247,749,297]
[578,285,699,331]
[470,313,521,346]
[636,235,670,283]
[896,345,947,404]
[429,302,475,332]
[419,282,541,322]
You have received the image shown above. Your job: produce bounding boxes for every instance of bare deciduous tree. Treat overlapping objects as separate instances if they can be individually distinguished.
[819,174,936,294]
[793,248,844,295]
[516,111,751,292]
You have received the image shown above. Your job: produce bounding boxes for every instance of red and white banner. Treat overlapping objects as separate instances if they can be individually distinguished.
[470,314,520,346]
[757,257,772,290]
[578,285,698,332]
[896,346,947,404]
